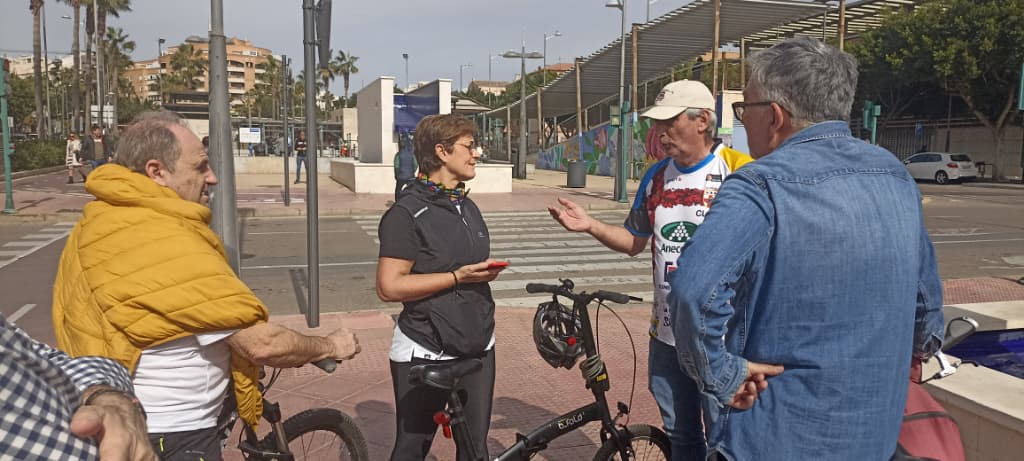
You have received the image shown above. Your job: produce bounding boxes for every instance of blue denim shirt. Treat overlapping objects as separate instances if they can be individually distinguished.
[668,121,944,461]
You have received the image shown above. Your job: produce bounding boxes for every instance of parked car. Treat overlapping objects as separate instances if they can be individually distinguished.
[903,152,977,184]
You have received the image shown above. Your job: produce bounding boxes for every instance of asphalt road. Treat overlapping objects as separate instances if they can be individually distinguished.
[3,181,1023,341]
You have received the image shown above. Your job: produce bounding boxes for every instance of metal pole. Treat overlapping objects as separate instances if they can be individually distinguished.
[506,103,512,162]
[42,3,52,137]
[838,0,847,51]
[614,1,628,203]
[631,23,639,180]
[2,58,16,214]
[537,86,543,148]
[944,92,952,152]
[157,38,165,105]
[740,38,746,87]
[543,35,547,87]
[93,3,104,129]
[209,0,239,273]
[517,38,527,179]
[282,55,290,206]
[303,0,321,326]
[575,57,583,155]
[711,0,721,96]
[403,53,409,90]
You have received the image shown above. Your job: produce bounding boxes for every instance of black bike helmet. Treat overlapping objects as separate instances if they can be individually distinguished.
[533,299,584,369]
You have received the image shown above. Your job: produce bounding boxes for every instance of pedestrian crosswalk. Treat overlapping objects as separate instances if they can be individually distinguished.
[353,210,655,308]
[0,222,75,270]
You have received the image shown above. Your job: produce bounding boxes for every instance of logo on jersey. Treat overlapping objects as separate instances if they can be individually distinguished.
[660,221,698,243]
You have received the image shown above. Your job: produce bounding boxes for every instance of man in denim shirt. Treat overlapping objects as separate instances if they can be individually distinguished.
[668,37,944,461]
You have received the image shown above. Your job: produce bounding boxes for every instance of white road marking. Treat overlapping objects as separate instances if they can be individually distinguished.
[8,304,37,323]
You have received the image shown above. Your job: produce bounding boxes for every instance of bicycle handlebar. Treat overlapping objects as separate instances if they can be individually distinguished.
[525,282,635,305]
[313,359,338,373]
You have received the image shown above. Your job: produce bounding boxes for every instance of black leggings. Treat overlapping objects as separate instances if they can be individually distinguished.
[389,349,496,461]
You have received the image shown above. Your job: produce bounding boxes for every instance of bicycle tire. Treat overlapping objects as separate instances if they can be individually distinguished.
[592,424,670,461]
[276,408,369,461]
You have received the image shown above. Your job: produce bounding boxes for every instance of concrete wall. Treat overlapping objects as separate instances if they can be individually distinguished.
[928,125,1024,180]
[342,108,358,143]
[356,77,395,164]
[233,156,331,174]
[331,159,512,194]
[931,303,1024,460]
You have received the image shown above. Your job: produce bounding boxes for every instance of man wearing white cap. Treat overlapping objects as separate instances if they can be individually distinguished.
[548,80,751,460]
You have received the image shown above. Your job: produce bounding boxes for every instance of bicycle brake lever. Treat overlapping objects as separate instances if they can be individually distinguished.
[313,359,338,373]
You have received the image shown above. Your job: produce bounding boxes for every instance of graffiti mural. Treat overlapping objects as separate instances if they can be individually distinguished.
[537,118,666,177]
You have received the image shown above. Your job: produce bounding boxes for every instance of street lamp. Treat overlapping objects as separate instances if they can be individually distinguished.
[459,63,472,93]
[502,40,543,180]
[157,38,165,104]
[402,53,409,91]
[607,0,629,203]
[542,30,562,86]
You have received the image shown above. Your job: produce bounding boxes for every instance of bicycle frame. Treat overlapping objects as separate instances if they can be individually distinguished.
[446,286,636,461]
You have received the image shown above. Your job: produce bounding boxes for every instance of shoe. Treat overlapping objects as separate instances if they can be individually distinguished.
[294,179,301,184]
[67,177,74,184]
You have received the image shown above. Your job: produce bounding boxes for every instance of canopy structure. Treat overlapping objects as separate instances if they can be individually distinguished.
[486,0,923,124]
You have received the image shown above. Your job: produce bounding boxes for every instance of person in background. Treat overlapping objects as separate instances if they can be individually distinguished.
[393,131,418,201]
[667,37,944,461]
[66,132,86,184]
[81,125,113,172]
[53,111,361,461]
[1,313,157,460]
[548,79,752,461]
[376,114,506,460]
[294,131,308,184]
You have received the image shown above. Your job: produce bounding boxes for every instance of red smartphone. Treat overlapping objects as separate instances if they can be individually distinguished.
[487,260,510,269]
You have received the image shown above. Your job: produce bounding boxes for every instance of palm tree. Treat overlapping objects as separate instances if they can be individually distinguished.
[30,0,46,137]
[60,0,83,133]
[332,50,359,108]
[167,44,207,91]
[93,0,131,128]
[104,27,134,131]
[317,49,337,115]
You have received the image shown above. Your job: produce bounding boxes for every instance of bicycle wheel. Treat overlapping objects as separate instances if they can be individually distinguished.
[278,408,369,461]
[593,424,670,461]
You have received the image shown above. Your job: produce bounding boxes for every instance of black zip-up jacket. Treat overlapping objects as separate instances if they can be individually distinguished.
[380,180,495,357]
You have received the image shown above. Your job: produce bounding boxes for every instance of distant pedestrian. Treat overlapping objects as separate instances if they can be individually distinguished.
[393,131,417,200]
[295,131,308,184]
[80,125,113,172]
[65,133,86,184]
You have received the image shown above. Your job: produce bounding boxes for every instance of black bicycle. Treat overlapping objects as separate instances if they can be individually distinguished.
[220,360,370,460]
[408,278,670,461]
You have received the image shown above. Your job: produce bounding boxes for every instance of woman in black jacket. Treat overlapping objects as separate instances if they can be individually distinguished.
[376,114,507,460]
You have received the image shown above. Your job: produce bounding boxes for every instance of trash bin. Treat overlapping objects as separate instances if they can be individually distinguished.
[567,159,586,188]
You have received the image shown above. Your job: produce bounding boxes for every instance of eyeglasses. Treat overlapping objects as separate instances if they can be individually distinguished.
[453,141,477,151]
[732,101,775,123]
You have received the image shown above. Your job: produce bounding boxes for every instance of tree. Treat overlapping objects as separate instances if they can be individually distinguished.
[317,49,337,115]
[59,0,84,133]
[30,0,45,137]
[854,0,1024,178]
[104,27,135,129]
[332,50,359,107]
[93,0,131,129]
[166,44,207,92]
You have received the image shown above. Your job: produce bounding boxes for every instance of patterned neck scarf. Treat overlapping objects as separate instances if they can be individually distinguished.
[417,173,466,205]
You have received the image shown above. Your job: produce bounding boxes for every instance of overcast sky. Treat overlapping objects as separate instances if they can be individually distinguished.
[1,0,697,94]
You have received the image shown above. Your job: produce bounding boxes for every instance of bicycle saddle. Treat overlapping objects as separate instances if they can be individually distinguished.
[408,359,483,390]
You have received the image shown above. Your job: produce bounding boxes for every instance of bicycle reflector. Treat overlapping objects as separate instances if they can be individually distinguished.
[434,411,452,438]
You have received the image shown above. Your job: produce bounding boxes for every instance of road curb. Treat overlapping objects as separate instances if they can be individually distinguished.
[0,211,83,223]
[0,165,66,184]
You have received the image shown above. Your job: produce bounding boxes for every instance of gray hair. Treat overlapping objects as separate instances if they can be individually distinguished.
[115,110,187,174]
[683,108,718,142]
[747,36,858,127]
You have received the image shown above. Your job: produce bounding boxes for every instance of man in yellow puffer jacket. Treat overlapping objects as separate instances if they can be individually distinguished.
[53,111,362,461]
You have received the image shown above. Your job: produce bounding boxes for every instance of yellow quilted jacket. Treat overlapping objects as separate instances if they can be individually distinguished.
[52,164,268,427]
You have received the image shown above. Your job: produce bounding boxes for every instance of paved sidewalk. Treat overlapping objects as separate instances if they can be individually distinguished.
[0,166,634,220]
[223,277,1024,461]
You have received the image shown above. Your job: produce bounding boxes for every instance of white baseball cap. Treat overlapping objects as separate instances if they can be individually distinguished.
[640,80,716,120]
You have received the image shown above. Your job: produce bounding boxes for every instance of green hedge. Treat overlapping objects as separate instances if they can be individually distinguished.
[1,140,65,174]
